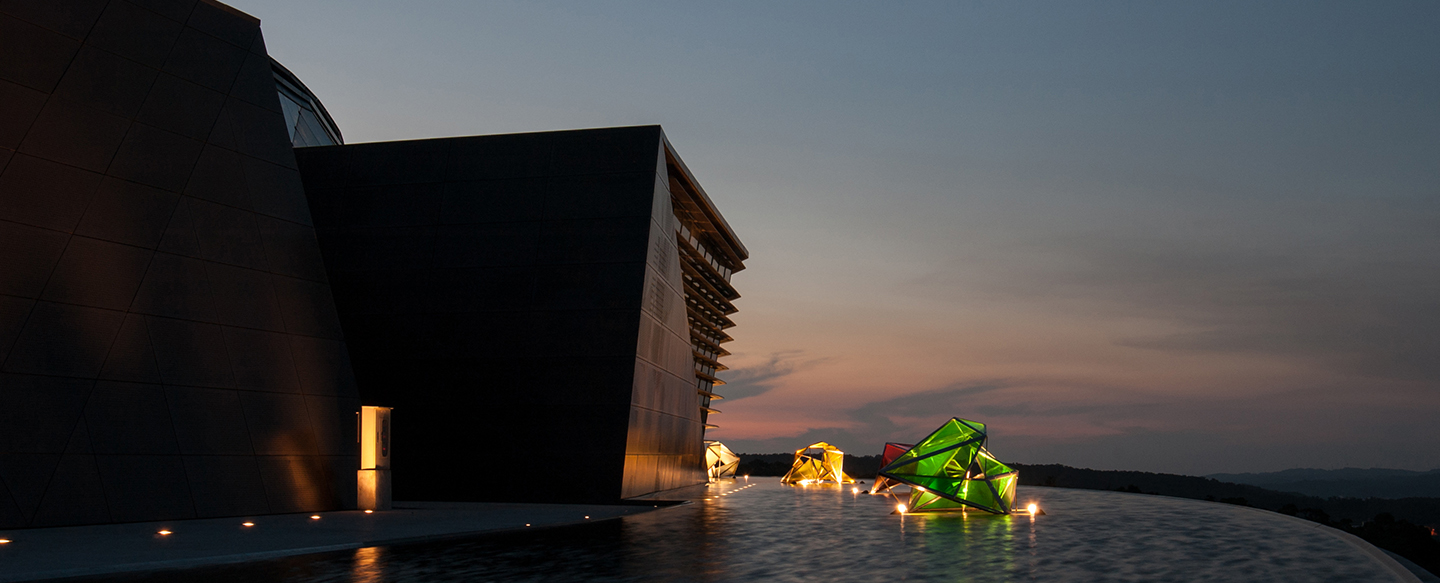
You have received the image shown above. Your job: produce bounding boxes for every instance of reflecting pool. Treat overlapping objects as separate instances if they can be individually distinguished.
[80,480,1404,582]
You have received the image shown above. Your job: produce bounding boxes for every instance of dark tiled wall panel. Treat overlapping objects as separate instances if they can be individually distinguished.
[297,126,707,503]
[0,0,358,529]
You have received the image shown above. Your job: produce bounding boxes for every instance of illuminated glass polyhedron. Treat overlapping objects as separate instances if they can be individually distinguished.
[705,440,740,481]
[781,441,856,484]
[870,442,914,494]
[878,418,1019,514]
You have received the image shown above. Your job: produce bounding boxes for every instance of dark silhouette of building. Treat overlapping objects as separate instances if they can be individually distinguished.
[0,0,359,528]
[0,0,745,525]
[294,127,747,503]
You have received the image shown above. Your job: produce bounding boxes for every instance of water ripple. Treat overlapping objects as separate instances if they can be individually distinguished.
[86,481,1400,582]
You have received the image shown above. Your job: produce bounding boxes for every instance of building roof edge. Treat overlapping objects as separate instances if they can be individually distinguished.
[660,132,749,262]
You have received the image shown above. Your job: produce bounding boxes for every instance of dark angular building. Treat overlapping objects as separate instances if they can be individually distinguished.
[0,0,359,528]
[1,0,745,525]
[294,127,748,503]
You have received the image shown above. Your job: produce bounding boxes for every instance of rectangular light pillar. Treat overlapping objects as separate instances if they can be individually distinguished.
[358,406,393,510]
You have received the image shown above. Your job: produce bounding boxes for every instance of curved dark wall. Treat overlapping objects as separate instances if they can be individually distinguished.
[0,0,359,528]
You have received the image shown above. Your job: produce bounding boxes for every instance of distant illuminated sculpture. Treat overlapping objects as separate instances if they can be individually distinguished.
[705,441,740,481]
[781,442,856,484]
[869,442,914,494]
[878,418,1018,514]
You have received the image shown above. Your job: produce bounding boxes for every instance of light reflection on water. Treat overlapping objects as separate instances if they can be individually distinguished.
[82,481,1398,582]
[350,546,382,583]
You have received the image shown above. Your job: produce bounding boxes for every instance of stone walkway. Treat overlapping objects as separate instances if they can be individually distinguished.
[0,501,666,582]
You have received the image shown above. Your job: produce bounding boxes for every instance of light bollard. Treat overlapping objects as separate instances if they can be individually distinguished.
[358,406,393,511]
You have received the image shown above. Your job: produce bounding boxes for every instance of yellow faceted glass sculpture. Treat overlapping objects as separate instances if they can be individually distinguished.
[705,440,740,481]
[781,441,855,484]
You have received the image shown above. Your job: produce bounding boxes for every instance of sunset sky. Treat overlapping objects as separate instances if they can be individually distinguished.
[234,0,1439,475]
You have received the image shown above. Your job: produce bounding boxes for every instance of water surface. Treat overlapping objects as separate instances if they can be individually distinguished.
[81,480,1398,582]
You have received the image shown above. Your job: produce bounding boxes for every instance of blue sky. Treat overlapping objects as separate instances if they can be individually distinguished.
[233,0,1440,474]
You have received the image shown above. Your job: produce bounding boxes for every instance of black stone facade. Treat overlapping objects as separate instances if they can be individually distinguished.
[295,127,743,503]
[0,0,359,528]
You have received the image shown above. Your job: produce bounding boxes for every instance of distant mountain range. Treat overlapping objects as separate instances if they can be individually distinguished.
[1207,468,1440,499]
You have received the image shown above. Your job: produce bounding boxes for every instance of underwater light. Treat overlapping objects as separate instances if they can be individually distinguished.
[310,515,321,520]
[0,539,11,544]
[242,522,254,527]
[157,530,172,536]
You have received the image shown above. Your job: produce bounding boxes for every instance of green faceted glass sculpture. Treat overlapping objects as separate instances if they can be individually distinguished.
[878,418,1018,514]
